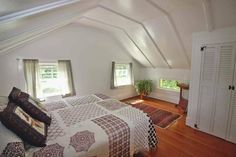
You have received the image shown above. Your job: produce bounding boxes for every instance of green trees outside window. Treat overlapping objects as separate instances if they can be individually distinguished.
[159,79,180,91]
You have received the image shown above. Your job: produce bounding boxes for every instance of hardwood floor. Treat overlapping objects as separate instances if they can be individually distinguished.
[125,97,236,157]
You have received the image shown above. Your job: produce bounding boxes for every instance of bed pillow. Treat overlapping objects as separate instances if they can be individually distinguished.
[8,87,29,102]
[8,87,51,126]
[0,102,48,147]
[19,96,51,126]
[0,122,25,157]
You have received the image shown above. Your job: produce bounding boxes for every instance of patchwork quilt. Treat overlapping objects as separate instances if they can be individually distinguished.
[25,94,158,157]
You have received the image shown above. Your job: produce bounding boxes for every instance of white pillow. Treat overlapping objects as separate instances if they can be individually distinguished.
[0,96,8,112]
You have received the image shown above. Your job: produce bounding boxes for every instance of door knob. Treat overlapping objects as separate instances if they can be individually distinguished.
[232,86,235,90]
[229,85,232,90]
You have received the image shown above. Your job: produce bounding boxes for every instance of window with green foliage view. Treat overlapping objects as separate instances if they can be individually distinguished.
[39,63,62,97]
[159,79,180,91]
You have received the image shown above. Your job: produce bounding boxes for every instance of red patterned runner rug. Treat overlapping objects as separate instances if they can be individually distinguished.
[130,103,181,129]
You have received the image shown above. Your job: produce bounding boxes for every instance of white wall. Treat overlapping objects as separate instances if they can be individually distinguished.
[187,26,236,128]
[139,68,190,104]
[0,23,142,100]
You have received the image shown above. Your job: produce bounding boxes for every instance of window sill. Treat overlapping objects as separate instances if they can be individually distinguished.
[115,84,133,89]
[157,87,180,93]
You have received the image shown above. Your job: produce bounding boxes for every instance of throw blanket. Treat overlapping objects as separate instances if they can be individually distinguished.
[25,94,157,157]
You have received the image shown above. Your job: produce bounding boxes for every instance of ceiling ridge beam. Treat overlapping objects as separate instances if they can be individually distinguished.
[81,16,155,68]
[146,0,191,67]
[98,4,171,68]
[202,0,214,31]
[0,0,86,24]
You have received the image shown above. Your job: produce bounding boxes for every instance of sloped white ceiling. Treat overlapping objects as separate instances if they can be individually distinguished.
[83,7,169,68]
[77,18,152,67]
[0,0,236,69]
[0,0,101,54]
[211,0,236,29]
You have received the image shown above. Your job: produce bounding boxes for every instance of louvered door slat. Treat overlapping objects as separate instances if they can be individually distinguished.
[228,92,236,143]
[218,45,234,84]
[201,47,217,81]
[213,43,235,138]
[227,43,236,143]
[198,46,218,132]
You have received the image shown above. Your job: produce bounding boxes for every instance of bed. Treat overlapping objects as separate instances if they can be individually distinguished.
[1,93,157,157]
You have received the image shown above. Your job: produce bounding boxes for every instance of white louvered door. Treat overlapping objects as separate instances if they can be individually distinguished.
[212,44,235,138]
[197,42,236,143]
[197,45,218,133]
[227,45,236,143]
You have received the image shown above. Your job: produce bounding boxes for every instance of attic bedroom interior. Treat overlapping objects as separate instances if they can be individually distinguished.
[0,0,236,157]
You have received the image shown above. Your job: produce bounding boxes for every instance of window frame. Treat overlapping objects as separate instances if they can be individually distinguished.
[114,63,133,88]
